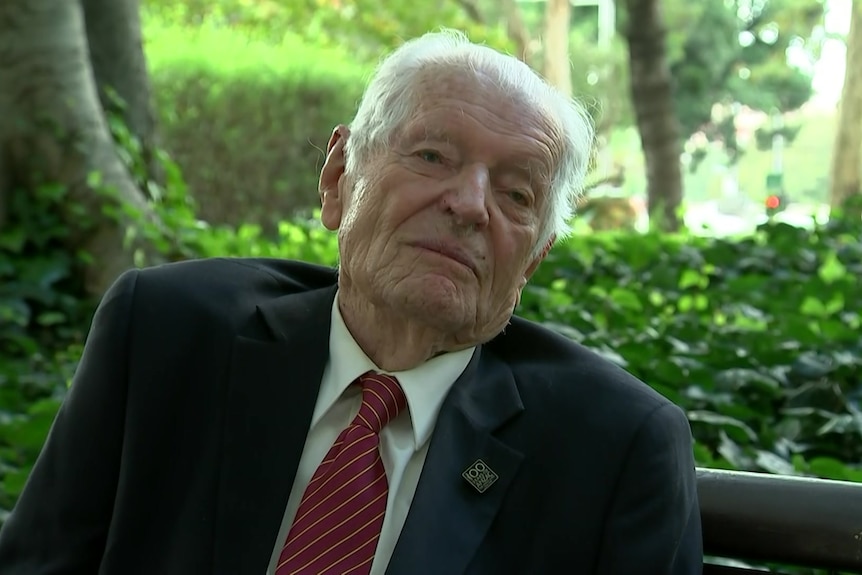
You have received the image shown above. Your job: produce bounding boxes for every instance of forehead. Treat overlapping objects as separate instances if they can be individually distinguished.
[399,69,562,172]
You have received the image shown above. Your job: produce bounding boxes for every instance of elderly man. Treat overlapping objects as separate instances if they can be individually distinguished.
[0,30,702,574]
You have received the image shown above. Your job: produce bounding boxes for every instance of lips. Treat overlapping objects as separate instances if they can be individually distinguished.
[411,240,478,274]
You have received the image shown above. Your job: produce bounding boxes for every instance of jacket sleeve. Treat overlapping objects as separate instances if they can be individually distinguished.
[595,402,704,575]
[0,269,139,574]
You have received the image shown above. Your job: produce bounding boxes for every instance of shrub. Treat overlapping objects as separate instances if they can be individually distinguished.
[146,21,369,231]
[0,184,95,523]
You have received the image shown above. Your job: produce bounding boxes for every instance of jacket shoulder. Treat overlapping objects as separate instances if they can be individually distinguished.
[135,257,336,293]
[107,257,336,332]
[488,315,679,417]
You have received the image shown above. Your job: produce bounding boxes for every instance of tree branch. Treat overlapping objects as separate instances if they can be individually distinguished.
[453,0,484,24]
[501,0,532,63]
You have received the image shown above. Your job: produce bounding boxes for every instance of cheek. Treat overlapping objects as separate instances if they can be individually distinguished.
[339,199,393,267]
[489,233,534,281]
[340,179,380,239]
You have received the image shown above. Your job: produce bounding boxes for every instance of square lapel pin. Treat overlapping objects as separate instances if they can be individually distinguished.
[462,458,499,493]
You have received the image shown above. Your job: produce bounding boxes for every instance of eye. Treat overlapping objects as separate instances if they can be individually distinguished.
[506,190,531,206]
[417,150,444,164]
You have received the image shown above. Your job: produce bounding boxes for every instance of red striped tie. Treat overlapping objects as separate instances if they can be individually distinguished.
[275,372,407,575]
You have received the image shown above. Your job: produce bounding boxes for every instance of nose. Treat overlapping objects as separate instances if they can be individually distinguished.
[442,163,491,228]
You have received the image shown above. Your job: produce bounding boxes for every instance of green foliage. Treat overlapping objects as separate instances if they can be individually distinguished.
[620,0,823,138]
[0,185,93,522]
[754,123,803,151]
[142,0,512,60]
[138,1,829,226]
[564,35,634,134]
[144,0,823,142]
[105,98,341,268]
[729,59,815,113]
[665,2,743,135]
[145,20,370,229]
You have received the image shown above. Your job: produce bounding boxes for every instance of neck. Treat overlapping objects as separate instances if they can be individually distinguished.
[337,288,469,372]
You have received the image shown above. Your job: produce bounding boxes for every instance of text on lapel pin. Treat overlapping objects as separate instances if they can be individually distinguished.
[462,459,498,493]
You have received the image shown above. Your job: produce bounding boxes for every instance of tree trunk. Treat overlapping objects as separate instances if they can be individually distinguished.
[82,0,161,184]
[829,0,862,210]
[501,0,532,64]
[0,0,157,296]
[623,0,683,232]
[543,0,572,97]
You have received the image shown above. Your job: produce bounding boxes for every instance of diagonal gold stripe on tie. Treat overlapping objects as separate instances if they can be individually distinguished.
[307,437,353,485]
[364,388,388,428]
[318,439,345,462]
[301,440,377,498]
[314,527,384,574]
[289,459,384,535]
[286,470,386,547]
[357,411,376,431]
[276,372,407,575]
[278,492,388,569]
[340,553,375,574]
[286,508,387,574]
[367,387,390,418]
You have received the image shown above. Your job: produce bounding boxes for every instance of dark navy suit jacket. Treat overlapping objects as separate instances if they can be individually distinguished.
[0,257,702,574]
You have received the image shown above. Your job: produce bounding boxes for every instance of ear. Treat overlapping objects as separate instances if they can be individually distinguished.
[319,124,350,231]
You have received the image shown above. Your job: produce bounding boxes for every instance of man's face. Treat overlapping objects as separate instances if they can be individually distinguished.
[319,70,559,348]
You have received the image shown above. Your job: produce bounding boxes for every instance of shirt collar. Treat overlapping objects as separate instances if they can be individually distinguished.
[319,292,475,451]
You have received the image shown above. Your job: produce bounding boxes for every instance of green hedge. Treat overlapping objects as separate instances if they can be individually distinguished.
[146,22,369,231]
[0,184,93,521]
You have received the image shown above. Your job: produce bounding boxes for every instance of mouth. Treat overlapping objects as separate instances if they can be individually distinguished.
[411,240,478,274]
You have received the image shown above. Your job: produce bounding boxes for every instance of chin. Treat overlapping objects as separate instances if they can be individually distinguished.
[394,281,475,328]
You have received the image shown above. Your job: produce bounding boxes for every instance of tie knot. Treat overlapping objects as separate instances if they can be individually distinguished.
[354,372,407,434]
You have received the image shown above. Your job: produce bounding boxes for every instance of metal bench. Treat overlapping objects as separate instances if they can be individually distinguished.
[699,468,862,574]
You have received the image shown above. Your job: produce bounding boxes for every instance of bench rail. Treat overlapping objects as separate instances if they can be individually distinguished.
[699,467,862,574]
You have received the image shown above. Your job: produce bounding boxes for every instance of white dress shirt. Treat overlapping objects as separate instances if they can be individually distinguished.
[266,294,475,575]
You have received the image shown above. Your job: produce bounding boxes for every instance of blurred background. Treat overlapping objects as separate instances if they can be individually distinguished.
[0,0,861,572]
[130,0,856,236]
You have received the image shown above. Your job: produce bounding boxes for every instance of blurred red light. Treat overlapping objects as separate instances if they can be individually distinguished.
[765,195,780,209]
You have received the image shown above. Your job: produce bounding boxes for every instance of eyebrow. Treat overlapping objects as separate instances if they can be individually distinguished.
[400,123,452,145]
[400,121,554,184]
[503,162,550,190]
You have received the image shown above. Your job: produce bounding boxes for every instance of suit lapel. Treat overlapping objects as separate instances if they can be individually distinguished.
[212,285,337,574]
[386,347,525,575]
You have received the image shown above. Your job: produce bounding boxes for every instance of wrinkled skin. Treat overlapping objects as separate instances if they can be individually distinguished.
[318,70,560,371]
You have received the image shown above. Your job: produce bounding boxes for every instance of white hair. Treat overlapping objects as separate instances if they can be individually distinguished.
[344,29,595,253]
